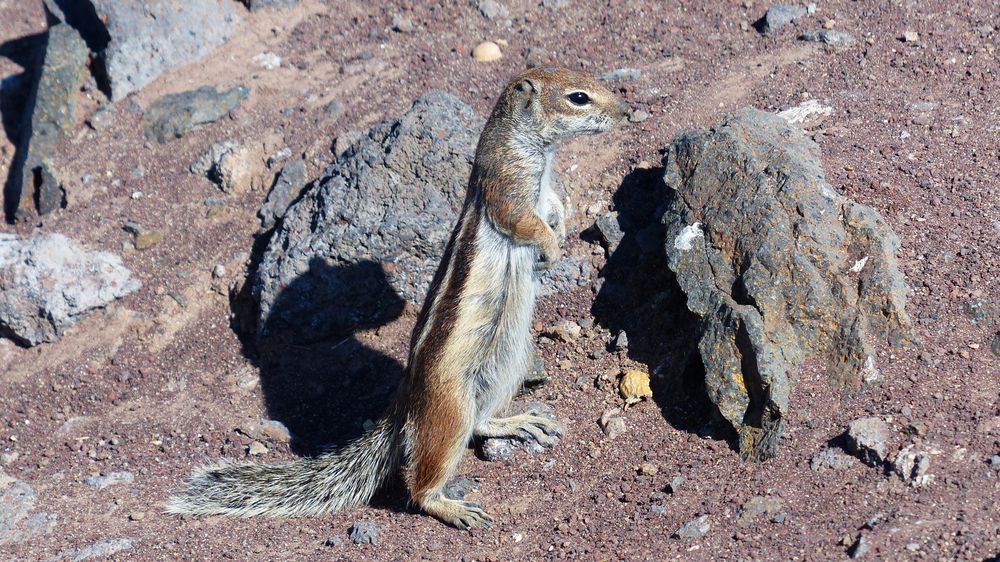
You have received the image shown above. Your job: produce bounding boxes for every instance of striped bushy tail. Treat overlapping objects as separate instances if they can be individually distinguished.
[166,413,400,517]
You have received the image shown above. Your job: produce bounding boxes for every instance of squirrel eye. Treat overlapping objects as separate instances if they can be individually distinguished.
[567,91,591,106]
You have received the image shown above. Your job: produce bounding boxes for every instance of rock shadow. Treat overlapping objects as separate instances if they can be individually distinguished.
[233,251,407,458]
[1,3,110,222]
[0,31,44,223]
[590,167,728,439]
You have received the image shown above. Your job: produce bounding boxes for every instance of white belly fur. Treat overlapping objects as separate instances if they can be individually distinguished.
[457,216,538,424]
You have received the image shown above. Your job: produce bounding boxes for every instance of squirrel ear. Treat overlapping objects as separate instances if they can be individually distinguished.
[513,78,537,111]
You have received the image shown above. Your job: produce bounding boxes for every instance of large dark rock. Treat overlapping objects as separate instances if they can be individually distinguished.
[660,108,916,460]
[91,0,242,100]
[11,23,88,221]
[0,234,140,346]
[255,91,585,343]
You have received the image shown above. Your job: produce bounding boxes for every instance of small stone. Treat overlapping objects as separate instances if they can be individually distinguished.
[87,106,116,131]
[242,419,292,443]
[599,410,626,440]
[849,535,870,558]
[673,514,711,538]
[68,538,135,561]
[83,471,135,490]
[757,5,807,33]
[248,441,268,456]
[444,476,478,500]
[348,521,379,545]
[799,29,857,46]
[592,212,624,254]
[251,52,281,70]
[988,455,1000,468]
[649,504,668,516]
[736,496,785,527]
[638,463,658,475]
[893,445,933,485]
[629,109,650,123]
[666,475,685,493]
[477,0,509,20]
[212,264,226,278]
[391,15,415,33]
[613,331,629,351]
[844,417,891,466]
[481,438,516,462]
[546,320,582,342]
[902,30,920,43]
[472,42,503,62]
[128,511,145,521]
[599,68,641,82]
[245,0,299,11]
[905,421,927,437]
[991,332,1000,357]
[133,230,164,251]
[810,449,855,471]
[0,452,18,465]
[323,536,344,547]
[522,46,548,68]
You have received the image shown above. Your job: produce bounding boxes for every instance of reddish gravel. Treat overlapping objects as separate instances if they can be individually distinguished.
[0,0,998,560]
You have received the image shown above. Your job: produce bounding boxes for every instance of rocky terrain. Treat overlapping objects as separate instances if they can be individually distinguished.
[0,0,998,560]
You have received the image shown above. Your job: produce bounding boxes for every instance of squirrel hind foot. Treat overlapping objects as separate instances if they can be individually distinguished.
[420,495,494,530]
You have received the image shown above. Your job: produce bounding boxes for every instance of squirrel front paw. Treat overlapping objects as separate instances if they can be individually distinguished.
[535,235,562,271]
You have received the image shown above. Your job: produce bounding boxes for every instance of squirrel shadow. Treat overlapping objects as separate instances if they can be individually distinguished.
[0,31,44,223]
[244,257,407,457]
[229,233,417,512]
[590,166,733,442]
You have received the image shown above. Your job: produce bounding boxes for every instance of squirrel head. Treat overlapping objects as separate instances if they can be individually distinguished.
[500,67,630,146]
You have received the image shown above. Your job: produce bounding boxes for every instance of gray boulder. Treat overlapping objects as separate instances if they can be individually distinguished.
[92,0,242,100]
[660,108,915,460]
[255,92,582,343]
[0,234,140,346]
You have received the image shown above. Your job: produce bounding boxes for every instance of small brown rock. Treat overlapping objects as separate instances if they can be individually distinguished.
[546,320,582,342]
[134,230,163,250]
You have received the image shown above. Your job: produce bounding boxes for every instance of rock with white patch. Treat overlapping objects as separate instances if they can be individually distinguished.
[660,108,916,460]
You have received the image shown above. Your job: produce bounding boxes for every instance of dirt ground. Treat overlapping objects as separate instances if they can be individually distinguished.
[1,0,998,560]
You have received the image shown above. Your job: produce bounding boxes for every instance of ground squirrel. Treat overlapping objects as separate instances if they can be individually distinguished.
[167,67,629,529]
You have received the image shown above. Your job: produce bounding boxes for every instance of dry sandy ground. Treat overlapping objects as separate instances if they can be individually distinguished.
[0,0,998,560]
